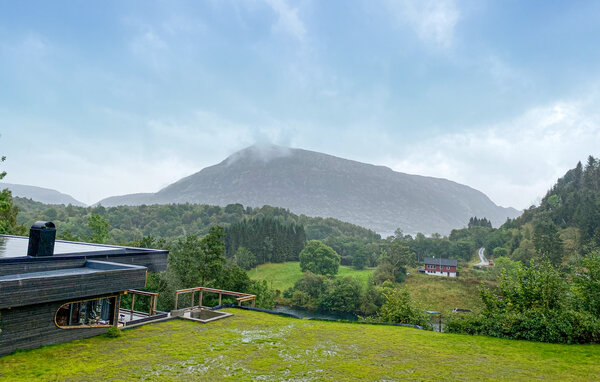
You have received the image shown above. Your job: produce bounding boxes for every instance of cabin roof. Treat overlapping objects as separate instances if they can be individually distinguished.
[424,257,457,266]
[0,234,168,274]
[0,235,164,259]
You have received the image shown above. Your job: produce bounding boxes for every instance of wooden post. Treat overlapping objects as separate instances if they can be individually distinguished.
[130,294,135,321]
[251,297,255,308]
[174,293,179,311]
[439,314,442,332]
[219,293,222,305]
[192,291,195,309]
[199,290,203,308]
[150,295,157,316]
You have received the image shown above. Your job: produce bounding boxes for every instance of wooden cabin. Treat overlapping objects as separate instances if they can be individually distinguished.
[0,222,168,356]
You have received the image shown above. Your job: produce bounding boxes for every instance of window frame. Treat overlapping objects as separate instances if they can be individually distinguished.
[54,296,117,330]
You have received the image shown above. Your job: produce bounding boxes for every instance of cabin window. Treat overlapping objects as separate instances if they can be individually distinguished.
[55,297,116,329]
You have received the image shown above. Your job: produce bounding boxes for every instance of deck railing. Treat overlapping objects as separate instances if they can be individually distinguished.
[122,289,159,321]
[174,286,256,311]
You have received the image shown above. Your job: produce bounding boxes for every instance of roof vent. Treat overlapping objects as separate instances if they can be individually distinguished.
[27,221,56,257]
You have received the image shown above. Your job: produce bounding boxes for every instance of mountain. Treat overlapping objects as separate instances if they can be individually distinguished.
[0,182,86,207]
[97,144,520,235]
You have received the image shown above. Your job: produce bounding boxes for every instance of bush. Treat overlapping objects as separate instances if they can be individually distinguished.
[106,327,121,338]
[446,310,600,344]
[376,287,432,329]
[319,276,362,313]
[446,260,600,343]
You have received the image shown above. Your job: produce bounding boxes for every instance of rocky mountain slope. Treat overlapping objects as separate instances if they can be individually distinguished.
[98,145,520,235]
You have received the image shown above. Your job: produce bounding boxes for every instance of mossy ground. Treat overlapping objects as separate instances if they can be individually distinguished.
[249,261,374,292]
[1,309,599,381]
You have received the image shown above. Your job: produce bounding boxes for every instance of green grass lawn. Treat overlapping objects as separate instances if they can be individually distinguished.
[249,261,374,291]
[1,309,599,381]
[403,268,488,313]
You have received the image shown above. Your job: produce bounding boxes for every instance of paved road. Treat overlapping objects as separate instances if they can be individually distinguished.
[475,247,488,266]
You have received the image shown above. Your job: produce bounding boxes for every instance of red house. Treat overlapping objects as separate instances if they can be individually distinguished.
[423,257,458,277]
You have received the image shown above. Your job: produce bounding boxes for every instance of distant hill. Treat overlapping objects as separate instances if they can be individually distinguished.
[97,144,520,235]
[1,183,86,207]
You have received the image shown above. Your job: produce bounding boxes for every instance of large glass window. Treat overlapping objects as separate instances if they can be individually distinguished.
[55,297,116,328]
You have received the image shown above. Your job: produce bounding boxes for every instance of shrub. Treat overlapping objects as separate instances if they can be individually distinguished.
[106,327,121,338]
[319,276,362,313]
[376,287,432,329]
[446,260,600,343]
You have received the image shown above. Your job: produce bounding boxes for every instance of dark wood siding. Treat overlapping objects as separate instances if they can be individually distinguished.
[0,267,146,310]
[0,294,119,356]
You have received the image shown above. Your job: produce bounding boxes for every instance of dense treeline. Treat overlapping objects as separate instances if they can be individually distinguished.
[468,156,600,267]
[225,217,306,265]
[512,156,600,247]
[14,199,377,246]
[468,217,492,229]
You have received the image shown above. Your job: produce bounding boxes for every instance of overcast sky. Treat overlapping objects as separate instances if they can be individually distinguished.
[1,0,599,208]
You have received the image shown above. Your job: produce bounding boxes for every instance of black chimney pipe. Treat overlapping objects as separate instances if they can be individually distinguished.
[27,221,56,257]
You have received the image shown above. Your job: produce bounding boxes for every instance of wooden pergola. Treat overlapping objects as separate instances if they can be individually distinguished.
[174,287,256,311]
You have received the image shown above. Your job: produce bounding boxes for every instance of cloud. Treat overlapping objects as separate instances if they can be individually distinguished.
[264,0,307,41]
[385,0,460,49]
[390,99,600,209]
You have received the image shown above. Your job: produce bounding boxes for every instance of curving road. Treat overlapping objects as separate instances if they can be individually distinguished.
[475,247,488,267]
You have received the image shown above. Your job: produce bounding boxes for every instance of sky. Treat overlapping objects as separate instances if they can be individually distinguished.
[1,0,599,208]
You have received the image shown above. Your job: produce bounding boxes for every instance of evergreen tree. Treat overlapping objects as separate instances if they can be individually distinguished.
[533,216,564,266]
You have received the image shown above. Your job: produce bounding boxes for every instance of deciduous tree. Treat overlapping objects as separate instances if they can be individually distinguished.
[299,240,340,276]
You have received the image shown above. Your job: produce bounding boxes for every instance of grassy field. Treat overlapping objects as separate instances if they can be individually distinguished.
[404,267,490,313]
[1,309,599,381]
[249,261,374,291]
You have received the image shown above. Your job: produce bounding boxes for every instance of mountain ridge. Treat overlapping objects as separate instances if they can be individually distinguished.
[97,144,520,235]
[0,182,86,207]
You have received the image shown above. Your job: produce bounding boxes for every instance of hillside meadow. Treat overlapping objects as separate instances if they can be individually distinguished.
[248,261,374,292]
[404,267,490,313]
[249,261,488,313]
[0,309,598,381]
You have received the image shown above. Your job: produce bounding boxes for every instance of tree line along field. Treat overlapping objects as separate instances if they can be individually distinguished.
[0,309,598,381]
